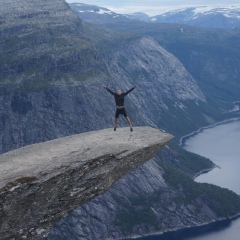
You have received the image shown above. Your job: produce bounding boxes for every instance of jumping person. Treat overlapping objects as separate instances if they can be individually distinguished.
[103,85,136,131]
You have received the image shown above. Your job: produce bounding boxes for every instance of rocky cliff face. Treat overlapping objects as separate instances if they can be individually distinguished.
[0,0,210,154]
[0,85,113,153]
[0,127,173,239]
[46,157,217,240]
[0,0,107,86]
[0,34,208,153]
[72,3,240,105]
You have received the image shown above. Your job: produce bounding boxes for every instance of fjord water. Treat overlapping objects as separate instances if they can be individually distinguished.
[137,119,240,240]
[183,119,240,195]
[180,119,240,240]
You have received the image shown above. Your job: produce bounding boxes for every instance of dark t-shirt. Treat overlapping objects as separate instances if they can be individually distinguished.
[106,87,135,106]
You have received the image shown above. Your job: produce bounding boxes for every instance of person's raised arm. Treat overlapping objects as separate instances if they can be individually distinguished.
[123,86,136,96]
[103,84,115,95]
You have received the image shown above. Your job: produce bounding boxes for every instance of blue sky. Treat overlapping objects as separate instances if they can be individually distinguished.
[65,0,240,15]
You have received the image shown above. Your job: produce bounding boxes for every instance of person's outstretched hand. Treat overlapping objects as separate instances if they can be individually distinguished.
[103,84,107,89]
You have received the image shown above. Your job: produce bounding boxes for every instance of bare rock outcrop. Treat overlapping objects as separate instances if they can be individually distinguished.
[0,126,172,239]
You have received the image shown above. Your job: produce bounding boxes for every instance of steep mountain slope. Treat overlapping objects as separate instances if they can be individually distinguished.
[0,0,108,88]
[47,156,240,240]
[1,1,240,240]
[71,3,240,106]
[0,0,212,152]
[82,23,215,138]
[47,20,240,240]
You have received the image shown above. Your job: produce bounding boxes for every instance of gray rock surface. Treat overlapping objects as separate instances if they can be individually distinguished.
[0,126,172,239]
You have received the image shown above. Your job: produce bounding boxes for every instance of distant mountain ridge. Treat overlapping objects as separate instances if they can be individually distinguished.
[125,5,240,28]
[70,3,240,28]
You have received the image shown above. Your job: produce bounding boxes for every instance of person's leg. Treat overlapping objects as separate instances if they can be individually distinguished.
[123,109,133,131]
[114,118,118,131]
[126,116,133,128]
[114,109,120,131]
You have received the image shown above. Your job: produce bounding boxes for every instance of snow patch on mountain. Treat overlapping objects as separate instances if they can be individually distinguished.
[97,9,113,15]
[192,5,240,19]
[124,5,240,28]
[78,9,114,15]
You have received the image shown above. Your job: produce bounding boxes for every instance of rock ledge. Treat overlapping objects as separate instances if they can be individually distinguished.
[0,126,173,239]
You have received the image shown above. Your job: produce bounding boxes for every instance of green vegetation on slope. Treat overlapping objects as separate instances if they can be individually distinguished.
[161,162,240,217]
[114,160,240,235]
[0,3,109,89]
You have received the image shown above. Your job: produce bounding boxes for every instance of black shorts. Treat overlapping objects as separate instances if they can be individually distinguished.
[115,108,127,118]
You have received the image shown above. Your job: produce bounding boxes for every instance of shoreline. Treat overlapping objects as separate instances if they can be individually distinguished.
[180,101,240,180]
[180,116,240,180]
[126,213,240,240]
[180,100,240,147]
[179,117,240,148]
[192,165,219,180]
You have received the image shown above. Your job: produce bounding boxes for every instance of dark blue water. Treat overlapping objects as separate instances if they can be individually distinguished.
[134,119,240,240]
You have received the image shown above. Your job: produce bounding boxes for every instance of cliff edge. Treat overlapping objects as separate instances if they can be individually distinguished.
[0,126,173,239]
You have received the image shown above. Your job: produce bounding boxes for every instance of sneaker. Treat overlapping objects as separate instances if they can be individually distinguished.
[114,126,117,131]
[130,127,133,132]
